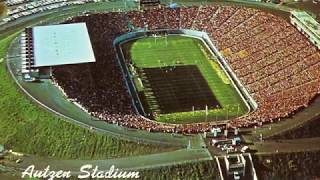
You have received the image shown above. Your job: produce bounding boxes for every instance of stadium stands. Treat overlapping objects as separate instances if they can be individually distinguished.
[51,5,320,133]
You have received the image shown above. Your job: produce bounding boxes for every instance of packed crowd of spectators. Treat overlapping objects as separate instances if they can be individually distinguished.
[51,5,320,133]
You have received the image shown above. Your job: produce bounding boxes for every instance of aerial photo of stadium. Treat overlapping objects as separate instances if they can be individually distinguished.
[1,0,320,179]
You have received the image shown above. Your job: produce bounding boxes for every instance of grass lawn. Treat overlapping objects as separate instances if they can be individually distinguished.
[141,160,220,180]
[122,35,248,123]
[0,33,174,160]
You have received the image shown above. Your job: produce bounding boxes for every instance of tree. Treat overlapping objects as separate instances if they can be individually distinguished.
[0,2,7,17]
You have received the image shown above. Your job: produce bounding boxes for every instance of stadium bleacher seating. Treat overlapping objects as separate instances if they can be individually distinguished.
[51,5,320,133]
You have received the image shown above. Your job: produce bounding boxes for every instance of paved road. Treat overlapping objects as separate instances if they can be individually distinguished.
[0,1,136,36]
[4,148,212,175]
[242,97,320,142]
[251,137,320,155]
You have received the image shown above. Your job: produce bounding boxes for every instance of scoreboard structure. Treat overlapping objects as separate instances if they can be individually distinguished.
[140,0,160,7]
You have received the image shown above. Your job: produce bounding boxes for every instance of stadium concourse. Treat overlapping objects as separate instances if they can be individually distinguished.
[50,5,320,133]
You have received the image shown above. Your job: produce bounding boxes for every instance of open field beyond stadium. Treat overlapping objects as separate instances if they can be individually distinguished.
[122,35,248,124]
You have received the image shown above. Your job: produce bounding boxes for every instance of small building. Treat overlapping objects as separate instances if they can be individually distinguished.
[224,154,246,177]
[233,136,241,145]
[212,138,233,146]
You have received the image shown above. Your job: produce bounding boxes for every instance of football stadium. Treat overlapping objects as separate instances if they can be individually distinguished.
[2,0,320,179]
[13,3,320,133]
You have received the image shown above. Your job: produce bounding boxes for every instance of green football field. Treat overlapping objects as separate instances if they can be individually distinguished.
[122,35,249,124]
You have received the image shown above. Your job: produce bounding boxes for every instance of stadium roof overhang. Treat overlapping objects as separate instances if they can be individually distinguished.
[291,11,320,41]
[32,23,96,67]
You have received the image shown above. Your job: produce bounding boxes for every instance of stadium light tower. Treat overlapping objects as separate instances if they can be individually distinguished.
[226,105,229,120]
[165,33,168,47]
[215,112,218,121]
[192,106,195,116]
[205,105,208,122]
[137,0,141,10]
[187,140,191,149]
[236,104,240,117]
[123,0,127,10]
